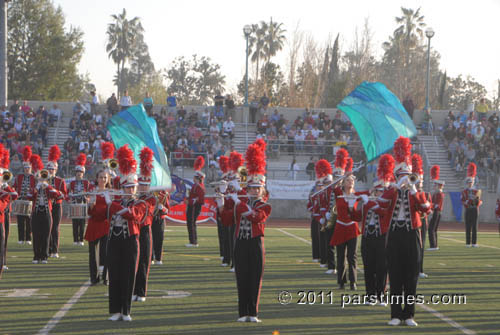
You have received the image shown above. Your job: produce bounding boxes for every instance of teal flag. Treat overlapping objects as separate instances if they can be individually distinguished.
[337,81,417,162]
[107,104,171,188]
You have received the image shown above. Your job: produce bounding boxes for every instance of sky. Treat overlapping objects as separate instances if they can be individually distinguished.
[52,0,500,100]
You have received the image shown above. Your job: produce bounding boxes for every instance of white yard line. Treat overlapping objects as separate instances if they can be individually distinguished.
[276,228,477,334]
[36,281,90,335]
[440,236,500,250]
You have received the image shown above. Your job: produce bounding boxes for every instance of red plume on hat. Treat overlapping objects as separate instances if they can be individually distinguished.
[393,136,412,165]
[194,156,205,171]
[30,154,43,173]
[254,138,267,152]
[1,146,10,170]
[101,142,115,160]
[139,147,154,178]
[229,151,244,172]
[334,148,348,170]
[345,157,354,173]
[117,145,136,176]
[430,165,440,180]
[48,145,61,163]
[411,154,423,176]
[76,153,87,167]
[377,154,395,182]
[315,159,332,179]
[245,143,266,176]
[22,146,32,162]
[219,156,229,174]
[467,162,477,178]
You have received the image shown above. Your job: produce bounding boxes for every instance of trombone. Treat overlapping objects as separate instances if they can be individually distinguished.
[2,170,13,183]
[310,163,365,198]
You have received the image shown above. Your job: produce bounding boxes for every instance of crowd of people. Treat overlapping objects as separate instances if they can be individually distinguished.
[440,108,500,192]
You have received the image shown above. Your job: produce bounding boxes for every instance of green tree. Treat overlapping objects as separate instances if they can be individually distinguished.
[248,23,267,88]
[128,70,167,107]
[446,75,488,110]
[165,55,225,105]
[7,0,85,101]
[106,8,144,96]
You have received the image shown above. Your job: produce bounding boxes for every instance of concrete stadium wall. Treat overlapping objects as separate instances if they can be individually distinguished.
[269,194,499,224]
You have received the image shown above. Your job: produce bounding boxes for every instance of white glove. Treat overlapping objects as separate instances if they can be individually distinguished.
[410,184,418,194]
[219,181,228,193]
[36,182,46,190]
[325,212,331,220]
[229,193,240,205]
[229,179,241,191]
[397,175,409,188]
[215,197,224,208]
[89,195,96,206]
[319,218,325,225]
[360,194,369,204]
[103,191,112,205]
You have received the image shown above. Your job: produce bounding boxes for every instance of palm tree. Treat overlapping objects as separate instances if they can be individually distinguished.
[394,7,425,47]
[248,23,267,86]
[106,8,144,96]
[262,18,286,94]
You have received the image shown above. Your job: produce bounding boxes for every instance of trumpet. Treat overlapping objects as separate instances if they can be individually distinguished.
[408,173,419,184]
[39,169,50,181]
[108,158,118,169]
[2,170,12,183]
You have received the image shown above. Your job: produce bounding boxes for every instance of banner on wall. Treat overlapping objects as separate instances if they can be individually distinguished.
[267,179,315,200]
[166,198,218,224]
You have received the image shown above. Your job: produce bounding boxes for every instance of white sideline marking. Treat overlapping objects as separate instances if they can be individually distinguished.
[439,263,446,266]
[277,228,476,334]
[36,281,90,335]
[440,236,500,250]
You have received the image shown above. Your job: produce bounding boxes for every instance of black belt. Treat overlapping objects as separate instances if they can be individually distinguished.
[391,220,411,232]
[364,225,379,237]
[35,206,48,212]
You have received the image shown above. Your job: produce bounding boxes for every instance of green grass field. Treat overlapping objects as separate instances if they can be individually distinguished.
[1,224,499,335]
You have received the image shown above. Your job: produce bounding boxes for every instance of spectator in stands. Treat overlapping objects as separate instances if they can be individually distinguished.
[90,90,99,115]
[177,106,187,123]
[475,98,489,117]
[260,93,270,113]
[465,144,476,165]
[249,95,259,123]
[201,108,210,129]
[424,107,433,135]
[214,91,224,119]
[222,116,235,140]
[9,100,19,116]
[294,129,305,152]
[267,131,279,158]
[305,130,316,152]
[166,92,177,114]
[488,111,499,129]
[209,120,220,139]
[466,112,477,130]
[306,157,315,180]
[143,91,154,115]
[402,96,415,120]
[10,153,22,176]
[120,90,132,111]
[473,122,485,143]
[225,95,235,120]
[49,104,61,126]
[257,113,270,135]
[270,109,280,123]
[289,158,300,180]
[106,93,119,115]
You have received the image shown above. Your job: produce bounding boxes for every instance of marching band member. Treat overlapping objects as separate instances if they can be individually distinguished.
[0,145,17,271]
[307,160,328,263]
[461,163,482,247]
[216,155,230,264]
[185,156,205,247]
[151,188,169,265]
[85,168,111,285]
[0,145,17,273]
[355,154,394,305]
[329,156,361,290]
[107,145,147,322]
[133,147,155,302]
[101,142,120,190]
[412,154,431,279]
[47,145,67,258]
[428,165,445,250]
[28,155,62,264]
[13,146,35,245]
[380,137,431,327]
[229,140,271,322]
[69,154,92,246]
[219,151,247,272]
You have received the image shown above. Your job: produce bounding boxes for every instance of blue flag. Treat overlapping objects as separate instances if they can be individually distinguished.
[107,104,171,188]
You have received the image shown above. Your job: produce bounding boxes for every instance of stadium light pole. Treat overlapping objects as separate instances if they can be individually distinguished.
[0,1,9,107]
[424,27,435,112]
[243,25,252,107]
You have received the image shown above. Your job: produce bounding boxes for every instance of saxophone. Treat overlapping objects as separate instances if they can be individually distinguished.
[321,188,337,232]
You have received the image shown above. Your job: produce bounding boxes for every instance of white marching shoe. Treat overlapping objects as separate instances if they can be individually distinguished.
[388,318,401,326]
[108,313,121,321]
[26,241,32,245]
[237,316,249,322]
[122,314,132,322]
[32,260,39,264]
[312,259,320,263]
[325,269,336,274]
[319,263,327,268]
[426,247,439,251]
[229,268,235,273]
[136,296,146,302]
[132,295,138,301]
[418,272,428,279]
[472,244,479,248]
[248,316,262,323]
[221,263,229,267]
[466,244,471,248]
[156,260,163,265]
[405,318,418,326]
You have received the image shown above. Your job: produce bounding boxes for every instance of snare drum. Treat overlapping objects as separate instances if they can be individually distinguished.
[69,203,88,219]
[12,200,32,216]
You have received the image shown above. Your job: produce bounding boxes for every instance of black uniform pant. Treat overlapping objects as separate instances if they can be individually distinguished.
[186,203,201,244]
[0,221,4,276]
[234,236,264,317]
[387,226,421,320]
[336,237,357,284]
[151,216,165,262]
[319,225,335,269]
[428,211,441,248]
[72,219,85,243]
[222,225,235,267]
[49,203,62,254]
[361,234,387,299]
[310,218,320,260]
[89,235,108,284]
[3,209,9,265]
[217,214,224,257]
[134,225,152,297]
[31,210,52,261]
[108,230,139,315]
[464,208,478,245]
[420,218,427,273]
[17,215,31,242]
